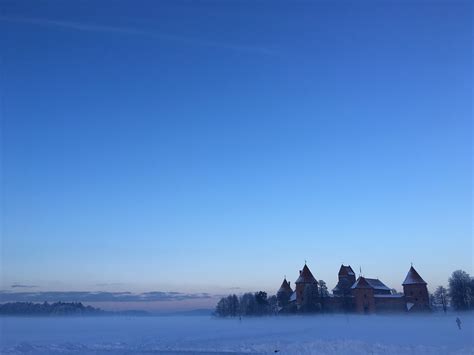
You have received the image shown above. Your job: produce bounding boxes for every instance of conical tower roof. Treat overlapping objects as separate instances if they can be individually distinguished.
[295,264,318,284]
[277,278,293,294]
[402,266,427,285]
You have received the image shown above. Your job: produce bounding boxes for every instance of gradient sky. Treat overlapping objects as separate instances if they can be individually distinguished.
[1,1,472,310]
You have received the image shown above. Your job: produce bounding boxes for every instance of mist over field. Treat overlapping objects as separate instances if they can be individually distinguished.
[1,314,473,354]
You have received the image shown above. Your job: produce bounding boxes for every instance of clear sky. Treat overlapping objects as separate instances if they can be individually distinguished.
[1,1,472,310]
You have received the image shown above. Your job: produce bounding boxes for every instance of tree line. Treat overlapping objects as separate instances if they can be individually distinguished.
[215,280,330,317]
[0,302,104,316]
[215,291,279,317]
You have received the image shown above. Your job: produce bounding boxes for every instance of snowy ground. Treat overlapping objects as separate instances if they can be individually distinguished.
[0,313,473,354]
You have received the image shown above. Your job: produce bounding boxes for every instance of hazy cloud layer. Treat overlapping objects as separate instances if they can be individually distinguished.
[0,291,213,303]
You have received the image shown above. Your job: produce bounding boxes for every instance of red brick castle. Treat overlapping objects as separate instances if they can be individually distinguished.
[277,263,430,313]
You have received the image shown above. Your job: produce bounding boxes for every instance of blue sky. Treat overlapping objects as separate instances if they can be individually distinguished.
[1,1,472,310]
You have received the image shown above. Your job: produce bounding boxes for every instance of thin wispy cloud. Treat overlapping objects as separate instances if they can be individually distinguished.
[0,16,277,56]
[0,290,214,303]
[10,284,38,289]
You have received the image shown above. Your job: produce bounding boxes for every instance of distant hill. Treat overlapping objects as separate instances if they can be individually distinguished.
[0,302,149,316]
[0,302,104,316]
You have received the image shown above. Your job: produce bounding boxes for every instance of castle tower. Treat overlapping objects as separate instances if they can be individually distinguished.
[402,266,430,311]
[333,264,356,296]
[295,264,319,306]
[276,277,293,307]
[351,276,376,313]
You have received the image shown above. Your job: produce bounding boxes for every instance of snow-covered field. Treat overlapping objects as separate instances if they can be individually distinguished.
[1,313,473,354]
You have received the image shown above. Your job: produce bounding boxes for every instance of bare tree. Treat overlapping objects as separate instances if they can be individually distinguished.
[433,286,449,313]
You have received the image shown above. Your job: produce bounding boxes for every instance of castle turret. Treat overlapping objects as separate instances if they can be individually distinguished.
[278,278,293,294]
[402,266,430,311]
[277,278,293,308]
[333,264,356,296]
[295,264,318,306]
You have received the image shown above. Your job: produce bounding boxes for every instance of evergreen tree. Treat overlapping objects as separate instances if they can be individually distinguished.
[255,291,269,315]
[448,270,472,310]
[215,297,229,317]
[267,295,278,315]
[318,280,329,297]
[277,290,290,308]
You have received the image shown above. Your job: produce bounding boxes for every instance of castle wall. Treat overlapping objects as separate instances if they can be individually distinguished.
[353,288,375,313]
[323,296,353,312]
[374,296,406,312]
[403,284,430,311]
[295,283,305,305]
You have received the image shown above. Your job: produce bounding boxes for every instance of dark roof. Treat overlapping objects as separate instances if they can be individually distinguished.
[402,266,427,285]
[295,264,318,284]
[338,265,355,276]
[365,278,391,291]
[351,276,372,289]
[333,277,353,292]
[351,276,391,290]
[277,278,293,294]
